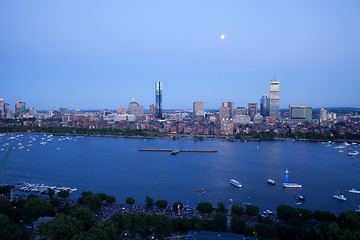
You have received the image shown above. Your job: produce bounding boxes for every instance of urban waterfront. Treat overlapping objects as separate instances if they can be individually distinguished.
[1,133,359,215]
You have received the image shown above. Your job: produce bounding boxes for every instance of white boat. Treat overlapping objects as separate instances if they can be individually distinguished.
[296,195,305,201]
[348,150,359,156]
[267,179,275,185]
[230,179,242,188]
[356,206,360,213]
[295,202,302,206]
[333,193,347,201]
[335,145,346,149]
[283,183,302,188]
[285,169,290,174]
[349,188,360,194]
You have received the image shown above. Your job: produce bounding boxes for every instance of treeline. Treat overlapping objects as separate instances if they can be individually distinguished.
[235,131,360,141]
[0,126,163,137]
[1,185,360,240]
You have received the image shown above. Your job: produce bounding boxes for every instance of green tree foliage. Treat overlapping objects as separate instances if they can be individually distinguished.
[337,210,360,231]
[155,200,168,209]
[230,215,248,235]
[152,214,174,240]
[72,221,119,240]
[313,210,337,222]
[22,198,52,223]
[69,205,96,230]
[0,214,31,240]
[316,221,340,240]
[57,190,70,199]
[197,202,213,215]
[216,202,226,213]
[104,195,116,204]
[214,212,227,232]
[126,197,135,205]
[255,223,279,240]
[172,201,183,210]
[231,204,244,216]
[50,197,62,208]
[145,195,154,209]
[0,196,11,215]
[0,185,15,195]
[297,208,313,222]
[245,205,260,216]
[40,213,84,240]
[276,204,297,221]
[47,188,55,199]
[78,191,102,211]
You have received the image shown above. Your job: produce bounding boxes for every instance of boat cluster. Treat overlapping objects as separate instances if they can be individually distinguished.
[325,141,360,156]
[16,182,77,195]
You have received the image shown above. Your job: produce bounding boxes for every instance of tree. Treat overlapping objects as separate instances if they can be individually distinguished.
[0,185,15,195]
[78,191,102,211]
[145,195,154,209]
[47,188,55,199]
[69,205,96,230]
[197,202,213,215]
[231,204,244,216]
[216,202,226,213]
[337,210,360,231]
[230,215,247,234]
[104,195,116,204]
[22,198,52,223]
[155,200,168,209]
[276,204,297,221]
[314,210,337,222]
[297,208,313,222]
[72,221,119,240]
[245,205,260,216]
[316,221,340,240]
[40,213,84,240]
[0,214,31,240]
[0,197,11,215]
[214,212,227,232]
[57,190,70,199]
[126,197,135,205]
[152,214,173,240]
[172,201,183,210]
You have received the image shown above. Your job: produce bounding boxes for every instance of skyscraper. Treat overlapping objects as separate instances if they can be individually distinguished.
[248,103,257,121]
[270,80,280,120]
[15,101,25,117]
[155,81,162,119]
[0,98,4,114]
[222,102,234,118]
[289,104,297,119]
[193,102,205,119]
[260,94,270,117]
[319,108,328,123]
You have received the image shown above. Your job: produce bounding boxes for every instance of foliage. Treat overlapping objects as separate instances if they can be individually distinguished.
[57,190,70,199]
[152,214,173,240]
[313,210,337,222]
[0,214,31,240]
[22,198,52,223]
[197,202,213,215]
[78,191,102,211]
[40,213,84,240]
[104,195,116,204]
[126,197,135,205]
[172,201,183,209]
[216,202,226,213]
[69,205,96,230]
[245,205,260,216]
[231,204,244,216]
[276,204,297,221]
[145,195,154,209]
[0,185,15,195]
[155,200,168,209]
[214,212,227,232]
[47,188,55,199]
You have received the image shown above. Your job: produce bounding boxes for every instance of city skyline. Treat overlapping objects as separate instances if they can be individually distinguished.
[1,1,360,109]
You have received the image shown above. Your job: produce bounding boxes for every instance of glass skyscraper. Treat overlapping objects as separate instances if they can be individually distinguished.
[260,94,270,117]
[155,81,162,119]
[270,80,280,119]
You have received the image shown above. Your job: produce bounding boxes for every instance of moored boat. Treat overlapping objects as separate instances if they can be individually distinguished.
[171,150,180,155]
[194,188,204,192]
[296,195,305,201]
[230,179,242,188]
[333,192,347,201]
[267,179,275,185]
[285,169,290,174]
[348,150,359,156]
[283,183,302,188]
[349,188,360,194]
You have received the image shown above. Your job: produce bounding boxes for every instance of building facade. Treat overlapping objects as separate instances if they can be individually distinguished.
[193,102,205,119]
[155,81,162,119]
[15,101,25,117]
[248,103,257,121]
[260,94,270,117]
[270,80,280,119]
[291,106,312,119]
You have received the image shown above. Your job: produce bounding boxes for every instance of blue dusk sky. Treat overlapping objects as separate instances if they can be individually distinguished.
[1,1,360,110]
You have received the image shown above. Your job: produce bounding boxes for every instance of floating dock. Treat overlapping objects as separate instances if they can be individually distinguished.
[138,149,217,153]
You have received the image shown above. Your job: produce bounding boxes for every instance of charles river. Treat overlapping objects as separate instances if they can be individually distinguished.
[1,133,360,215]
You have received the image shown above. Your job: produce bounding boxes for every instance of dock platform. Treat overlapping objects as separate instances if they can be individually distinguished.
[138,149,217,153]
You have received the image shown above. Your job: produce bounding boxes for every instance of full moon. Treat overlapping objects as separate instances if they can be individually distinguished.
[220,34,225,39]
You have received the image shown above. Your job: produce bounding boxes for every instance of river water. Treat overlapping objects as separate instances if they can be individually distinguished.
[0,133,359,214]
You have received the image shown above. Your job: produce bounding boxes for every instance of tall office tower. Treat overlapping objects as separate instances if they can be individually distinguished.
[193,102,205,119]
[222,102,234,118]
[235,107,246,116]
[155,81,162,119]
[291,106,312,119]
[149,104,156,117]
[0,98,4,114]
[270,80,280,120]
[27,107,36,115]
[128,99,144,117]
[59,107,68,115]
[248,103,257,121]
[319,108,328,123]
[260,94,270,117]
[116,107,126,115]
[289,104,297,119]
[15,101,25,117]
[219,107,230,120]
[4,103,10,114]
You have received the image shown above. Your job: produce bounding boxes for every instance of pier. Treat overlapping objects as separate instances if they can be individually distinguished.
[138,149,217,153]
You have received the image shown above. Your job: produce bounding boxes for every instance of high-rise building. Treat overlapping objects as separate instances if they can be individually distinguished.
[260,94,270,117]
[128,99,144,118]
[291,106,312,119]
[270,80,280,120]
[59,107,68,115]
[220,119,234,135]
[219,107,230,120]
[116,107,126,115]
[0,98,4,114]
[4,103,10,115]
[248,103,257,121]
[222,102,234,118]
[149,104,156,118]
[319,108,328,123]
[15,101,25,117]
[235,107,246,116]
[289,104,297,119]
[155,81,162,119]
[193,102,205,119]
